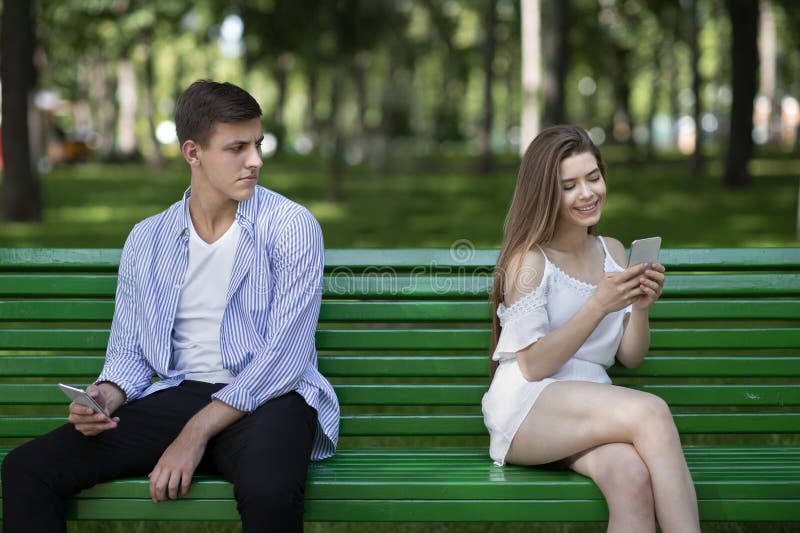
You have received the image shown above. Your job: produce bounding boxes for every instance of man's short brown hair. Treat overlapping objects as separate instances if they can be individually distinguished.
[175,80,262,147]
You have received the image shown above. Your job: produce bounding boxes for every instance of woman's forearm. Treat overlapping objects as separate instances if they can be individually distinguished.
[616,308,651,367]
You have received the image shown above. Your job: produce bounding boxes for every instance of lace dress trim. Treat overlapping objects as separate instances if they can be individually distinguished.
[543,236,622,296]
[496,280,548,326]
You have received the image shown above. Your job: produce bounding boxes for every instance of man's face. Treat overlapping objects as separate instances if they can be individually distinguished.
[194,118,264,204]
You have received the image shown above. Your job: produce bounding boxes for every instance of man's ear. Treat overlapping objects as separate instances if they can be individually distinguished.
[181,140,201,166]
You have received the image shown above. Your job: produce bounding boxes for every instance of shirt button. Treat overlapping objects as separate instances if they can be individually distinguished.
[174,284,181,289]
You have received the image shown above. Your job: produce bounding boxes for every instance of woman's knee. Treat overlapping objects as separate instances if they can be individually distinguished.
[594,447,654,510]
[618,393,678,440]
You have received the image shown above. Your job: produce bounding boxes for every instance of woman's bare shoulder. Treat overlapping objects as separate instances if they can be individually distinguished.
[504,247,547,306]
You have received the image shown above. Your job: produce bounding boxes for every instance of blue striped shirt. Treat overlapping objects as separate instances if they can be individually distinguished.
[97,185,339,460]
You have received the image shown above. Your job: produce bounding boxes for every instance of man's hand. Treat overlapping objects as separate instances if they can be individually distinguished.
[148,398,246,503]
[68,382,124,436]
[148,429,207,502]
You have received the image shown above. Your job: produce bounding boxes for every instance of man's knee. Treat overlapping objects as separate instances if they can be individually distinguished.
[235,471,306,510]
[234,471,306,531]
[2,442,44,489]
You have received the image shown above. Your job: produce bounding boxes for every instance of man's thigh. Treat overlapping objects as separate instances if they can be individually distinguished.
[205,391,317,485]
[11,382,216,494]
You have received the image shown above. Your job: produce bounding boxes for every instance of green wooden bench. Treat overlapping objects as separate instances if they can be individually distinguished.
[0,247,798,524]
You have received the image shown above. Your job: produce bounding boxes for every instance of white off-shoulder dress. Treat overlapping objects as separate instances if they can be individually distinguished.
[482,236,632,465]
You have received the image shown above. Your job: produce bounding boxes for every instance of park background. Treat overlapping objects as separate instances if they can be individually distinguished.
[0,0,799,532]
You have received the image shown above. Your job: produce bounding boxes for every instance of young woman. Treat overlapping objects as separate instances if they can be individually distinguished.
[482,125,700,532]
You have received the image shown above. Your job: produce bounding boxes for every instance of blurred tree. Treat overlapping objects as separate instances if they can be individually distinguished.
[723,0,759,189]
[688,0,705,175]
[478,0,498,173]
[325,0,401,200]
[1,0,42,221]
[241,0,400,200]
[240,0,323,155]
[542,0,570,127]
[39,1,189,165]
[758,0,777,136]
[595,0,653,159]
[520,0,541,152]
[422,0,474,145]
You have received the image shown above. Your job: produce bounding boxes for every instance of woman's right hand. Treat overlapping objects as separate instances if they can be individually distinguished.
[68,383,123,436]
[590,263,649,315]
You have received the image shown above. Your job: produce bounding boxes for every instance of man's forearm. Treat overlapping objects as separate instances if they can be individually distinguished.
[183,398,247,442]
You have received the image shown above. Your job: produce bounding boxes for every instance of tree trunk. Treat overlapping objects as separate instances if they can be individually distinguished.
[326,65,344,202]
[143,42,165,169]
[479,0,498,174]
[646,63,660,161]
[273,54,291,156]
[116,58,139,158]
[304,66,320,146]
[758,0,776,142]
[1,0,42,221]
[542,0,569,126]
[610,43,635,162]
[668,36,680,148]
[354,53,369,135]
[520,0,541,153]
[88,60,117,158]
[689,0,705,176]
[723,0,759,189]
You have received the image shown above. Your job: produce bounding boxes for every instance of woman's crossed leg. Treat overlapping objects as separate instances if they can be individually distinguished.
[505,380,699,533]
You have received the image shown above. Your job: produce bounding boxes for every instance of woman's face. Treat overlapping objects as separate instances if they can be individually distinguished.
[556,151,606,229]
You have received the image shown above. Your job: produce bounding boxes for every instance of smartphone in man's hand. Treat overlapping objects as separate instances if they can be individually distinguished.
[58,383,112,421]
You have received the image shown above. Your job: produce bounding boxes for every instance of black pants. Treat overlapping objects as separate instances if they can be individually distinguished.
[1,381,317,533]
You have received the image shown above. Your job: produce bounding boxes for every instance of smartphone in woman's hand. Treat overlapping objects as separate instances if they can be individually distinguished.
[627,236,661,268]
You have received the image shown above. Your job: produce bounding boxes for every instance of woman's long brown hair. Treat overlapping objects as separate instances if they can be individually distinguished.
[489,126,606,379]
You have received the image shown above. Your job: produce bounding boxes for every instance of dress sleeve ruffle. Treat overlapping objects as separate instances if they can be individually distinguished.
[492,284,549,362]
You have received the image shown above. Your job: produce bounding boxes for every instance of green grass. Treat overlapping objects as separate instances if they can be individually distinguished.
[1,152,797,248]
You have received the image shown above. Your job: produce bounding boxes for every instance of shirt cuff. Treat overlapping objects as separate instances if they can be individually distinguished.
[211,382,259,413]
[93,374,140,404]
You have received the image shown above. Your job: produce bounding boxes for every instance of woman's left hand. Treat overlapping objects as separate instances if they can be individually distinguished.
[633,262,665,310]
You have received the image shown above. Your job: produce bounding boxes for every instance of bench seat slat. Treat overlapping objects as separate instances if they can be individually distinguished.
[53,498,800,522]
[0,446,796,504]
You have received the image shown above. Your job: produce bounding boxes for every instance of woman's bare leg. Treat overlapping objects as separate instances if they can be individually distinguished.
[568,443,655,533]
[505,381,699,533]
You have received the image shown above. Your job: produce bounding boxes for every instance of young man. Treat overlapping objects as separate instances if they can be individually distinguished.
[1,80,340,532]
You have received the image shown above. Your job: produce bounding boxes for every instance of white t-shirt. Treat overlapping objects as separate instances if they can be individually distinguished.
[171,217,241,383]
